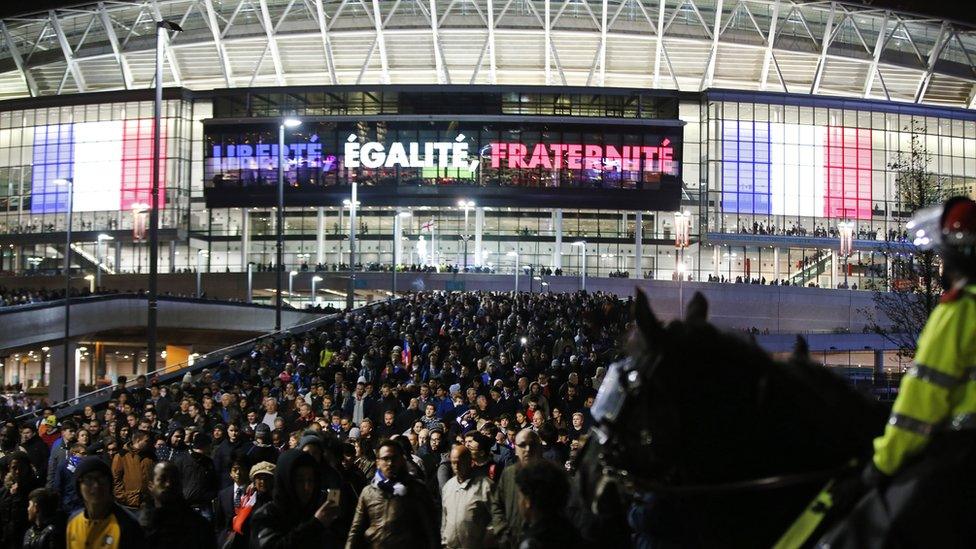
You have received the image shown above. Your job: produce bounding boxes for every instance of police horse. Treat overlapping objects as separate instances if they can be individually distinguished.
[577,290,891,548]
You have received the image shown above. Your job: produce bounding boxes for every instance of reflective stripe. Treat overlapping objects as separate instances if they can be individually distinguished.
[950,413,976,431]
[888,413,936,437]
[907,362,961,390]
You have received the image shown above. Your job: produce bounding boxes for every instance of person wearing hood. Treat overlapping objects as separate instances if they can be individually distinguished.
[299,433,357,539]
[111,429,155,510]
[249,449,341,548]
[66,457,145,548]
[139,461,215,549]
[246,424,278,466]
[174,433,218,518]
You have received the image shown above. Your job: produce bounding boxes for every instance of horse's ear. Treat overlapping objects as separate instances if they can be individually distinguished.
[633,288,663,342]
[685,292,708,323]
[792,335,810,361]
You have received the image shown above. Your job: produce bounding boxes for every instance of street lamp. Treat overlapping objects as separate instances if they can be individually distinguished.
[507,251,519,293]
[458,200,475,271]
[196,250,209,298]
[54,177,73,403]
[572,241,587,291]
[392,211,412,296]
[148,18,183,378]
[311,275,323,307]
[674,211,691,314]
[343,191,360,311]
[276,117,301,332]
[838,220,855,289]
[96,234,113,289]
[289,270,298,299]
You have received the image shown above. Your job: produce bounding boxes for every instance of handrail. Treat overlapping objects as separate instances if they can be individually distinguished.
[17,298,397,422]
[0,292,317,316]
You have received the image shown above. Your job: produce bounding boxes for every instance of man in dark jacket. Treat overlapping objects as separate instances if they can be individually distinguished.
[174,433,218,518]
[0,452,37,549]
[246,424,278,466]
[140,461,216,549]
[22,487,63,549]
[514,459,581,549]
[249,450,340,548]
[213,423,251,489]
[213,455,249,536]
[17,425,48,485]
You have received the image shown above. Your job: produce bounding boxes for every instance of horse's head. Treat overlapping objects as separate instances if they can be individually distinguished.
[578,289,885,514]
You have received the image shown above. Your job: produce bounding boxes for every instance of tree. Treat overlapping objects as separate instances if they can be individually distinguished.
[865,121,946,356]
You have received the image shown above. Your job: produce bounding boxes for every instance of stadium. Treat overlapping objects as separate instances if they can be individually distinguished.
[1,0,976,394]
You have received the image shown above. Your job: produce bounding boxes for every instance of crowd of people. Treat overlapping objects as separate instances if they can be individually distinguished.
[732,218,911,242]
[0,291,630,548]
[0,287,119,309]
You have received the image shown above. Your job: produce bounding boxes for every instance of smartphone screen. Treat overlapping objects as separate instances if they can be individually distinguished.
[327,488,341,505]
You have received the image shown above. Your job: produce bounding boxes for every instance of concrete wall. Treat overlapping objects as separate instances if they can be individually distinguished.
[0,296,324,351]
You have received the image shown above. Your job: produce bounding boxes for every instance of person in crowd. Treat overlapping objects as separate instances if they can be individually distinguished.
[492,429,542,548]
[67,457,145,548]
[214,455,250,538]
[514,459,581,548]
[53,443,86,513]
[139,461,215,549]
[441,445,495,549]
[111,429,155,510]
[156,427,188,462]
[346,439,438,548]
[46,419,77,489]
[22,487,63,549]
[249,450,340,547]
[223,460,274,548]
[19,425,49,485]
[0,451,38,548]
[247,424,277,465]
[174,432,218,519]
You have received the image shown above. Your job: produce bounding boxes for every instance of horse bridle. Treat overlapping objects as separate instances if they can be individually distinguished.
[587,354,858,498]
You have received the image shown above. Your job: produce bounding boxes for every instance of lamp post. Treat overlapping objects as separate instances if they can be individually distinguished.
[392,211,412,296]
[345,186,359,311]
[311,275,323,307]
[289,270,298,299]
[674,211,691,315]
[148,19,183,377]
[838,220,855,289]
[458,200,474,271]
[196,250,208,298]
[54,177,73,403]
[96,233,113,289]
[507,251,519,293]
[276,117,301,332]
[572,241,586,291]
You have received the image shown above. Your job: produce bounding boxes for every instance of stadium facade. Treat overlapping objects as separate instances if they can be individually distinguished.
[1,0,976,305]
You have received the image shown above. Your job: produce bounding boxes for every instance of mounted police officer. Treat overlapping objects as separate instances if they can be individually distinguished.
[821,196,976,548]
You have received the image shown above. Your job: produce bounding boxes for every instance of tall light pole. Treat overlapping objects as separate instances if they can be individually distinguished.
[148,19,183,378]
[674,210,691,316]
[572,241,587,291]
[54,179,75,401]
[392,211,412,295]
[96,233,113,290]
[508,251,519,293]
[458,200,474,271]
[289,270,298,299]
[311,275,323,307]
[54,177,73,403]
[838,220,855,289]
[276,117,301,331]
[345,186,358,311]
[196,249,208,298]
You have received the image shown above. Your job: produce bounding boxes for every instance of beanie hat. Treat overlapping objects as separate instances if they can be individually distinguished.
[74,457,112,489]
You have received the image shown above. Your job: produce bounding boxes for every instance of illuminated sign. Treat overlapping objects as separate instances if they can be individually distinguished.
[30,119,166,214]
[490,139,677,174]
[344,134,479,170]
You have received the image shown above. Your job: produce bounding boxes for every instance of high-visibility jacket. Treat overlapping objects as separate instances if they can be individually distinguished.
[873,284,976,476]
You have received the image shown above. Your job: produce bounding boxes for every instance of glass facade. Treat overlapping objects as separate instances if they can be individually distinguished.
[2,87,976,290]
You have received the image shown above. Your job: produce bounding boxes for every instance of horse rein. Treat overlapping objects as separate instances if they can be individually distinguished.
[626,461,858,497]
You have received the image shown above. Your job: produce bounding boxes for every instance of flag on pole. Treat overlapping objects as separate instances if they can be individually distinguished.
[401,338,412,370]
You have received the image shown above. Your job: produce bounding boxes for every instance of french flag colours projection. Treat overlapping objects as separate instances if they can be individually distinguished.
[30,119,166,214]
[721,121,873,221]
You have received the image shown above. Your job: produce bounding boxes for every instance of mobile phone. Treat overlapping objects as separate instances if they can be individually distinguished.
[326,488,340,505]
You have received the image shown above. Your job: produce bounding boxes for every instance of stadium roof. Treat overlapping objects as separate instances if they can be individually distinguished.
[1,0,975,108]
